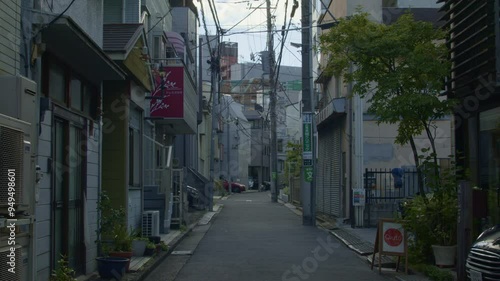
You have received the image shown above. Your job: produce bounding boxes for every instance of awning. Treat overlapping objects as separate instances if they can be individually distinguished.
[165,31,185,56]
[103,24,154,91]
[41,16,126,85]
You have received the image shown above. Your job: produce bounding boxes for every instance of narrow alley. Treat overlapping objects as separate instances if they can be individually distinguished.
[146,192,390,281]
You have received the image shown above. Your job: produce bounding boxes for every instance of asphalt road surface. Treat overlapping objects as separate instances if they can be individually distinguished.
[146,191,390,281]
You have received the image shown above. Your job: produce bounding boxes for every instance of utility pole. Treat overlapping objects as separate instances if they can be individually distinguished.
[267,0,278,202]
[226,97,232,195]
[301,0,316,225]
[208,37,220,212]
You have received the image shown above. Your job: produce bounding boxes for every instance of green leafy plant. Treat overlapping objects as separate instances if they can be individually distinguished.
[282,187,290,196]
[146,242,156,249]
[50,255,76,281]
[319,11,456,196]
[412,264,454,281]
[112,223,133,252]
[96,191,132,255]
[160,241,169,251]
[179,224,188,233]
[215,180,228,197]
[399,154,459,262]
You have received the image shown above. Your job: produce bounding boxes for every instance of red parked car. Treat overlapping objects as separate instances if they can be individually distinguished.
[222,181,246,193]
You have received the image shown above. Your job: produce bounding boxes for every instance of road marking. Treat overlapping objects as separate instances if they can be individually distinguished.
[171,250,193,255]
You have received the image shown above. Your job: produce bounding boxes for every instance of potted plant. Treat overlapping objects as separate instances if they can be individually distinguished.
[108,218,133,271]
[399,156,459,267]
[95,192,130,279]
[160,241,169,252]
[131,228,148,257]
[132,237,148,257]
[144,242,156,256]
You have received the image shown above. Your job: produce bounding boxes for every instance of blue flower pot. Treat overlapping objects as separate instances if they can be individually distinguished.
[96,257,129,280]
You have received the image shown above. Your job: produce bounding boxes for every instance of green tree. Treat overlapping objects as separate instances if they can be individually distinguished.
[319,12,456,196]
[284,142,302,185]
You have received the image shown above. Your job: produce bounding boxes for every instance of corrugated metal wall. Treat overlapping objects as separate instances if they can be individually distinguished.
[317,122,342,217]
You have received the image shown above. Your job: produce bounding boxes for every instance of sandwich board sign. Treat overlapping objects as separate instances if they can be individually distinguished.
[371,218,408,274]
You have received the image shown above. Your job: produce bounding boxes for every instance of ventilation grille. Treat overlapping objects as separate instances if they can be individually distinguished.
[142,211,160,237]
[0,246,23,281]
[0,126,24,207]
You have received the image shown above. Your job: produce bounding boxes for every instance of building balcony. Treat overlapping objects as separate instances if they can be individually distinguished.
[316,97,346,127]
[148,58,197,134]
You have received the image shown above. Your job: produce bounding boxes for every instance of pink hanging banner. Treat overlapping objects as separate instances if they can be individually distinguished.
[150,66,184,118]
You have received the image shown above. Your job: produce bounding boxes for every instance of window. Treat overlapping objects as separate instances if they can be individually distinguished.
[129,127,141,186]
[49,63,65,102]
[70,77,83,111]
[251,119,262,129]
[479,107,500,226]
[278,139,283,153]
[129,107,142,187]
[154,36,161,59]
[278,160,284,172]
[83,85,96,118]
[47,59,99,119]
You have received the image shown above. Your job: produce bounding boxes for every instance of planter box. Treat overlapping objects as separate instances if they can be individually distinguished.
[132,240,147,256]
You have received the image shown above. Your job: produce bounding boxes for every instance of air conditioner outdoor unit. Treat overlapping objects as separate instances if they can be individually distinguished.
[0,113,34,215]
[142,210,160,237]
[0,245,26,281]
[0,75,37,129]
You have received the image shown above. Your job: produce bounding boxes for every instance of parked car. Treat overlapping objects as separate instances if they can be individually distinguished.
[466,224,500,281]
[222,181,246,193]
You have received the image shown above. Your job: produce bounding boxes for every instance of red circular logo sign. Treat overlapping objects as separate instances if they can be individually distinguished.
[384,228,403,247]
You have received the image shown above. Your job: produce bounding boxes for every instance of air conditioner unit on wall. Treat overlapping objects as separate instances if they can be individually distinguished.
[142,210,160,237]
[0,113,34,215]
[0,76,36,128]
[0,245,26,281]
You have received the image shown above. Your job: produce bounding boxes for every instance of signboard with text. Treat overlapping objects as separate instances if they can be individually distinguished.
[150,66,184,118]
[352,189,365,206]
[302,113,313,162]
[371,219,408,274]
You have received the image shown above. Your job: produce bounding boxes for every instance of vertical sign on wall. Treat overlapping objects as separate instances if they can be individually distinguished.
[303,113,313,182]
[150,66,184,118]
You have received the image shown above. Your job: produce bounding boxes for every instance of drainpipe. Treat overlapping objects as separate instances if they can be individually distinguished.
[97,84,104,255]
[32,41,42,281]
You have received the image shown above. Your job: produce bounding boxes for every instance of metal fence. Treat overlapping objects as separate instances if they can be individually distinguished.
[144,134,165,187]
[364,168,426,203]
[363,168,430,227]
[290,177,301,206]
